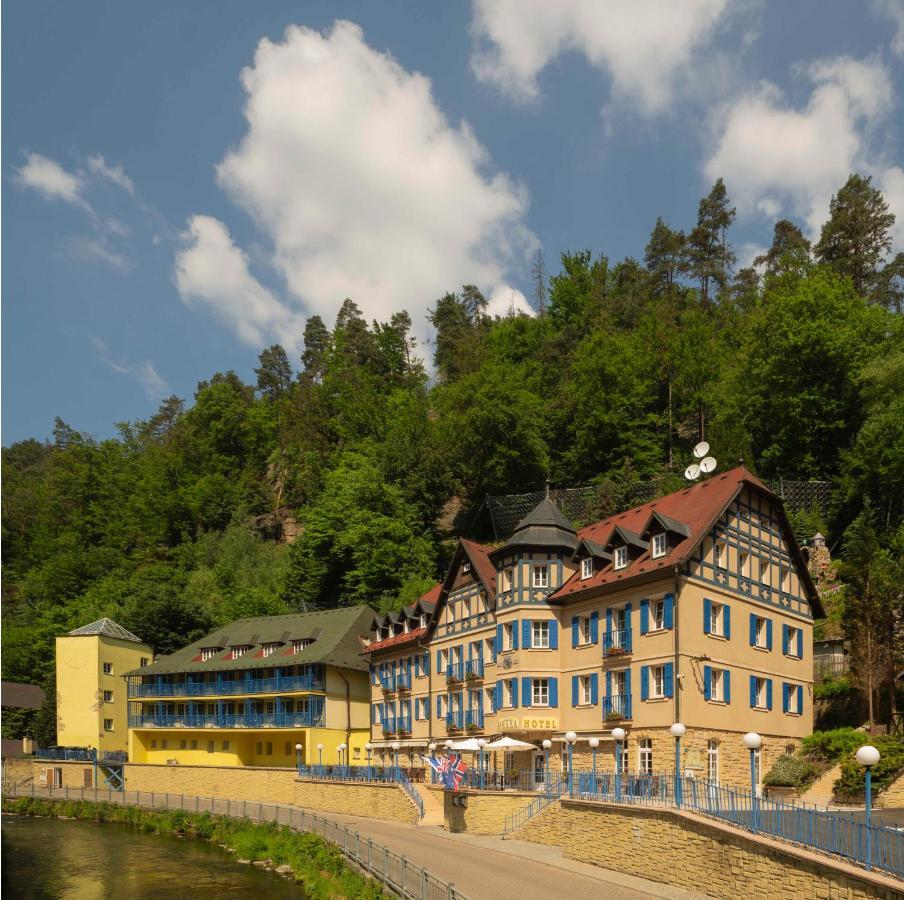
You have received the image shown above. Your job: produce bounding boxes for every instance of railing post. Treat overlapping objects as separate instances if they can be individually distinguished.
[447,882,455,900]
[421,867,428,900]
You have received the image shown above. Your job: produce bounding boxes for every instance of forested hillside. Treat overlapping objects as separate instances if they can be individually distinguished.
[4,173,903,738]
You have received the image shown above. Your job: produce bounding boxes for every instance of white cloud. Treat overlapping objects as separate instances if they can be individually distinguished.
[737,242,768,270]
[469,0,730,113]
[873,0,904,56]
[88,154,135,195]
[174,215,307,352]
[486,284,535,317]
[89,336,170,400]
[67,236,132,272]
[187,20,534,351]
[704,56,902,240]
[16,152,91,211]
[880,166,904,249]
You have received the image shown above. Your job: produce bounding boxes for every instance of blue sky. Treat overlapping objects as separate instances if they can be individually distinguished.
[4,0,903,443]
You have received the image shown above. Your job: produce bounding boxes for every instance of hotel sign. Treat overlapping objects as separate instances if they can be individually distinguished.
[497,717,558,731]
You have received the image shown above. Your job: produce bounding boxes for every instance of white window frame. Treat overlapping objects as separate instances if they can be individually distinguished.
[651,598,665,630]
[759,558,770,585]
[579,675,593,705]
[613,669,627,698]
[711,668,725,702]
[710,602,724,637]
[787,626,801,658]
[532,678,549,707]
[462,561,472,574]
[503,623,515,651]
[578,616,592,645]
[755,616,768,649]
[485,685,496,713]
[533,565,549,588]
[532,620,550,649]
[102,662,113,675]
[755,676,768,709]
[787,684,802,715]
[651,533,667,559]
[500,567,514,592]
[614,546,628,570]
[231,646,251,660]
[714,541,726,570]
[707,740,719,781]
[638,738,653,774]
[650,665,666,699]
[739,551,750,578]
[419,614,428,628]
[262,642,279,658]
[581,557,593,580]
[503,680,514,708]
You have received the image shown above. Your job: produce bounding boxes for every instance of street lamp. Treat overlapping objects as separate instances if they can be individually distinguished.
[428,742,437,784]
[295,742,303,774]
[316,742,324,768]
[392,740,401,772]
[612,727,626,801]
[338,742,347,768]
[588,738,600,793]
[856,745,881,870]
[670,723,686,808]
[477,738,487,789]
[564,731,577,795]
[742,732,762,831]
[542,739,552,790]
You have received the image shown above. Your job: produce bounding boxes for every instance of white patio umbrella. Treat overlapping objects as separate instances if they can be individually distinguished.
[484,736,538,750]
[447,738,484,752]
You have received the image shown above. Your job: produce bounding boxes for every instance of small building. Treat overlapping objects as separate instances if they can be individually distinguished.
[56,618,153,755]
[125,606,374,768]
[1,680,46,758]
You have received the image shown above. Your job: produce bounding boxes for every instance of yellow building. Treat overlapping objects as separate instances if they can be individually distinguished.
[126,606,374,768]
[363,466,824,790]
[56,618,153,754]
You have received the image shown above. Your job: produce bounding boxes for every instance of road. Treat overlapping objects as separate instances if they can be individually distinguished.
[324,811,706,900]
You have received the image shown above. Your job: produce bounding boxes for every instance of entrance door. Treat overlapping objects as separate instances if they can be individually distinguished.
[84,768,93,788]
[532,751,546,791]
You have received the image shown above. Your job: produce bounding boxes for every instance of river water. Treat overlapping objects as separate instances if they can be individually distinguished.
[2,814,306,899]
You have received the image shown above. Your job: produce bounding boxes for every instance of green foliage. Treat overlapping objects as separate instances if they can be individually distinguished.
[763,754,820,789]
[834,735,904,797]
[801,727,867,762]
[813,677,853,700]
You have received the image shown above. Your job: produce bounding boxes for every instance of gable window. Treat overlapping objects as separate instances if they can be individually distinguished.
[739,551,750,578]
[419,614,428,628]
[231,645,251,660]
[102,662,113,675]
[581,557,593,580]
[579,675,593,705]
[533,565,549,588]
[201,648,219,661]
[262,642,280,658]
[638,738,653,774]
[651,598,665,631]
[614,546,628,570]
[759,558,770,585]
[500,567,514,592]
[462,562,471,574]
[532,678,550,706]
[651,533,667,559]
[531,620,550,649]
[292,639,313,654]
[714,541,726,570]
[140,657,149,667]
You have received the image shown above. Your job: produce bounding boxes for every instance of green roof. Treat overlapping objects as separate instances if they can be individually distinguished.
[125,606,375,677]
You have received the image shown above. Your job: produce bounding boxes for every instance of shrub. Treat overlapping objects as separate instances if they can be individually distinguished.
[834,735,904,798]
[801,727,867,762]
[763,755,819,790]
[813,676,853,700]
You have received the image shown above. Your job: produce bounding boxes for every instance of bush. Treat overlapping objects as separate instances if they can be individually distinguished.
[763,755,820,790]
[834,735,904,798]
[801,727,867,762]
[813,676,853,700]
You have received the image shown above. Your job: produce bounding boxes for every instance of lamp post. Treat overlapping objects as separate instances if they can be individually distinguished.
[428,742,437,784]
[542,739,552,791]
[856,745,881,870]
[612,728,626,801]
[392,740,401,773]
[295,742,303,775]
[670,723,686,808]
[316,742,324,768]
[477,738,487,789]
[365,742,373,779]
[588,737,600,793]
[564,731,577,796]
[742,732,762,832]
[338,742,347,768]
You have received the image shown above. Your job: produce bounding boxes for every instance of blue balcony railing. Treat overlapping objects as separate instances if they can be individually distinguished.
[129,672,325,699]
[396,716,412,733]
[447,659,483,682]
[128,710,324,729]
[445,710,464,730]
[446,662,464,681]
[396,672,411,692]
[464,659,484,679]
[602,694,633,720]
[35,748,128,763]
[380,675,396,693]
[603,628,632,656]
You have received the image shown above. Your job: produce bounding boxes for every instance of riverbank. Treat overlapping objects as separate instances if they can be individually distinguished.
[3,797,385,899]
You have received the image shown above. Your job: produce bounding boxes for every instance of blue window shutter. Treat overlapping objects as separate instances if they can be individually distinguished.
[797,685,803,711]
[664,662,674,698]
[496,623,503,655]
[572,616,579,649]
[549,678,558,707]
[522,677,532,707]
[766,679,773,710]
[782,683,789,713]
[640,666,649,701]
[782,624,789,656]
[766,619,773,651]
[664,593,674,630]
[522,620,532,649]
[414,656,420,678]
[513,620,520,651]
[749,613,757,647]
[590,611,599,643]
[424,697,430,720]
[723,605,731,639]
[494,682,502,710]
[549,620,558,650]
[572,675,579,707]
[724,669,731,704]
[605,671,612,702]
[704,598,712,634]
[425,652,430,676]
[371,703,376,725]
[436,696,441,718]
[797,630,804,659]
[606,608,613,642]
[625,669,632,704]
[436,650,442,672]
[704,665,712,700]
[591,673,599,705]
[749,675,757,708]
[640,599,649,635]
[512,678,519,708]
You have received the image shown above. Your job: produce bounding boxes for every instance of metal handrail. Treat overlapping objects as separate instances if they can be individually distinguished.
[129,673,325,698]
[2,783,460,899]
[127,711,325,729]
[601,694,632,720]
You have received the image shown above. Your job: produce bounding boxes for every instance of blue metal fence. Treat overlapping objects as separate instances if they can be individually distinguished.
[127,710,325,728]
[601,694,632,720]
[35,748,128,763]
[129,672,325,698]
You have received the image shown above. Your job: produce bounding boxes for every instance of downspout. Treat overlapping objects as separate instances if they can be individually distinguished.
[673,565,682,725]
[337,669,352,749]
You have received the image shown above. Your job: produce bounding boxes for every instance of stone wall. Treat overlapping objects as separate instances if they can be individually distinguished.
[3,758,38,787]
[877,773,904,809]
[443,790,537,834]
[293,780,418,824]
[518,798,902,900]
[31,760,96,788]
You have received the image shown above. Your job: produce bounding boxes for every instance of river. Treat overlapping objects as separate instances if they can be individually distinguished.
[2,814,307,899]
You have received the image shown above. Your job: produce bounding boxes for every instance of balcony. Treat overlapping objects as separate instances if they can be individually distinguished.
[129,672,325,699]
[396,672,412,693]
[128,710,325,729]
[381,718,396,736]
[445,710,464,731]
[603,628,633,657]
[447,659,483,682]
[380,675,396,694]
[446,662,463,682]
[602,694,632,721]
[396,716,412,735]
[465,709,484,731]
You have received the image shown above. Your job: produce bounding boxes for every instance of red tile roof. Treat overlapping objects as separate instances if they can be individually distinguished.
[460,539,497,598]
[417,583,442,609]
[361,626,428,655]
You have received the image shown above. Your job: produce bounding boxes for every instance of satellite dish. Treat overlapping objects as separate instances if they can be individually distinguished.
[693,441,710,459]
[700,456,717,474]
[684,464,701,481]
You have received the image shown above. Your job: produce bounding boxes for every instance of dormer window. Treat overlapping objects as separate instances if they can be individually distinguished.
[419,614,427,628]
[651,533,667,559]
[403,620,410,634]
[581,557,593,580]
[292,639,314,654]
[532,565,549,588]
[614,546,628,570]
[462,562,471,573]
[262,642,280,657]
[201,647,220,661]
[231,645,252,660]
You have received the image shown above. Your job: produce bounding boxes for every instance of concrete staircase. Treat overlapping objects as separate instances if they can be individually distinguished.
[801,764,841,806]
[413,783,445,827]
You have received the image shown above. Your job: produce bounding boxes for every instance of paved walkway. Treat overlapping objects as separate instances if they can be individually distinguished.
[325,811,706,900]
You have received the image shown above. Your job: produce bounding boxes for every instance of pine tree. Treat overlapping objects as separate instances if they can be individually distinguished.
[683,179,736,304]
[644,217,686,294]
[300,315,330,380]
[754,219,811,275]
[254,344,292,400]
[530,248,548,314]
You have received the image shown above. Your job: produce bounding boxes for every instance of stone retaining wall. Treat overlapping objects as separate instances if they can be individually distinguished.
[443,790,538,834]
[877,773,904,809]
[517,798,902,899]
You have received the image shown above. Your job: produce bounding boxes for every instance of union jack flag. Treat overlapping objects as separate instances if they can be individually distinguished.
[422,753,468,790]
